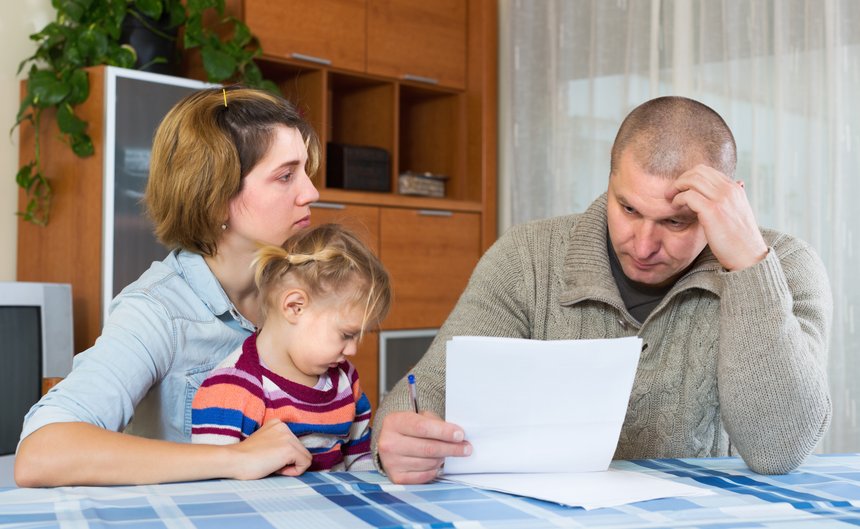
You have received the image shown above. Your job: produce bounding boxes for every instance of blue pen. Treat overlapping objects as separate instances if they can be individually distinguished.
[407,373,420,413]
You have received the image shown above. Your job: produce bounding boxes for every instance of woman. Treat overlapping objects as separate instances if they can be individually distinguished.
[15,87,321,486]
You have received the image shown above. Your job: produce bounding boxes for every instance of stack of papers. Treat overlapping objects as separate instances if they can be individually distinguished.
[443,336,712,510]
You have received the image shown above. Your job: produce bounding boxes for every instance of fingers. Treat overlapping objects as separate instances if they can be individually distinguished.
[382,451,446,485]
[377,411,472,485]
[668,165,731,201]
[232,419,312,479]
[665,164,767,271]
[277,466,305,477]
[397,411,466,443]
[389,467,442,485]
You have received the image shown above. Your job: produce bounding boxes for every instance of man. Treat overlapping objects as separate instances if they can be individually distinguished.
[371,96,832,484]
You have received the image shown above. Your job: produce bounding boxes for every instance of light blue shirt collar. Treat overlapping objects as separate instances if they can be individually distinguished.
[174,250,257,332]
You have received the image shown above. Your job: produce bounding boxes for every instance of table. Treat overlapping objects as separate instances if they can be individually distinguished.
[2,454,860,528]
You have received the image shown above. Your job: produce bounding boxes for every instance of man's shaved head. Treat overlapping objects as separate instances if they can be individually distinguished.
[610,96,736,179]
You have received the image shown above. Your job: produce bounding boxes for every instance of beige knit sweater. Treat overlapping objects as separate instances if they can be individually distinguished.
[371,195,832,474]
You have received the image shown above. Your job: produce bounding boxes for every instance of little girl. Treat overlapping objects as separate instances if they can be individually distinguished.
[191,223,391,473]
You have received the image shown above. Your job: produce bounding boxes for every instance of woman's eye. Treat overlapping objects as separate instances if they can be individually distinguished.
[278,172,293,182]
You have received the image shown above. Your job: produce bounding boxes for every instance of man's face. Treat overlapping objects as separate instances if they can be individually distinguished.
[606,151,708,287]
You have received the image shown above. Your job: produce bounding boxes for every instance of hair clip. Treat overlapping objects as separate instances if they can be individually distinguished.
[223,88,228,108]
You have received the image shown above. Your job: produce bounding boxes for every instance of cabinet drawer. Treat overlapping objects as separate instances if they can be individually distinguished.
[367,0,467,89]
[380,208,480,329]
[245,0,366,71]
[310,203,380,254]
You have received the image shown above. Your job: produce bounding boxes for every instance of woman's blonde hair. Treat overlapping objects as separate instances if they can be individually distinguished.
[254,224,392,335]
[145,86,320,256]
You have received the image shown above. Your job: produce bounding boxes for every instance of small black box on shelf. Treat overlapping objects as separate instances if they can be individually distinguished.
[326,143,391,192]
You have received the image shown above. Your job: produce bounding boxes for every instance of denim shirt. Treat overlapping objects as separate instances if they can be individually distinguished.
[19,249,255,444]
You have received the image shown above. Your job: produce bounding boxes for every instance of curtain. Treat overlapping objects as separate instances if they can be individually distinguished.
[499,0,860,452]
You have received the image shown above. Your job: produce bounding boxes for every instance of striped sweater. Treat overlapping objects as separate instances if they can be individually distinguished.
[191,334,373,471]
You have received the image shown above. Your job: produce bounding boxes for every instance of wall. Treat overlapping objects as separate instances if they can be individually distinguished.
[0,0,54,281]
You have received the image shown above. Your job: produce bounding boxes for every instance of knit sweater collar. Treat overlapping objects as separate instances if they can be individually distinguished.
[559,194,724,308]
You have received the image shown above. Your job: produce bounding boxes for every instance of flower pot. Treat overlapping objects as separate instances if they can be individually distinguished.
[120,10,180,75]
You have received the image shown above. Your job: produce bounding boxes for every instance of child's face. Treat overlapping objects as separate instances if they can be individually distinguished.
[287,295,365,377]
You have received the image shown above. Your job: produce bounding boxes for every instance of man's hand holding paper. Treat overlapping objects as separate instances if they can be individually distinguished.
[444,336,642,474]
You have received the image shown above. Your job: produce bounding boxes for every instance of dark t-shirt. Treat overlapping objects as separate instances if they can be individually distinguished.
[607,237,671,323]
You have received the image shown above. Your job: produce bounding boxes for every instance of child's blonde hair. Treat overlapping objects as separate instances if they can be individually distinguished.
[254,224,392,335]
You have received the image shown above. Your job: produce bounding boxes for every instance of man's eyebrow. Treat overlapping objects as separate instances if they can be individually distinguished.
[614,193,632,206]
[668,211,698,222]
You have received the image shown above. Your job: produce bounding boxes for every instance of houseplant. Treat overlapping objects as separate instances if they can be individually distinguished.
[15,0,277,225]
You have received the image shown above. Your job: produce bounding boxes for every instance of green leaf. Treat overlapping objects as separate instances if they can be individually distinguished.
[134,0,163,20]
[15,94,35,125]
[183,13,204,47]
[231,19,252,48]
[260,79,280,95]
[61,0,87,23]
[57,104,87,136]
[64,43,85,68]
[188,0,223,15]
[111,44,138,68]
[28,70,69,106]
[166,1,186,28]
[70,132,94,157]
[65,69,90,105]
[242,62,263,86]
[78,27,109,61]
[16,161,35,189]
[202,46,237,82]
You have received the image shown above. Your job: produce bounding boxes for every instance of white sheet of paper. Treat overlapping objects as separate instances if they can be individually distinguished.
[444,335,642,474]
[442,469,714,510]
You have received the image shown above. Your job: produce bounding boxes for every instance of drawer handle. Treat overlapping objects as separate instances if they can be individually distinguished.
[311,202,346,210]
[417,209,453,217]
[403,74,439,85]
[291,52,332,66]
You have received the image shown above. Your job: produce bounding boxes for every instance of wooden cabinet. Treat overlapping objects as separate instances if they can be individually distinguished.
[235,0,497,405]
[309,203,381,253]
[367,0,467,89]
[244,0,366,72]
[243,0,493,220]
[243,0,467,90]
[380,209,480,329]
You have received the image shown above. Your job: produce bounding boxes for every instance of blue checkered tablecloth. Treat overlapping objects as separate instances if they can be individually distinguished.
[2,454,860,528]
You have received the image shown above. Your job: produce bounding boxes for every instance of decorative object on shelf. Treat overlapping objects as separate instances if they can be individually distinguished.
[13,0,278,226]
[326,143,391,192]
[398,171,448,198]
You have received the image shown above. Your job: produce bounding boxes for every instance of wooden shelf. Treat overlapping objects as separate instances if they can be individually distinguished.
[317,189,482,213]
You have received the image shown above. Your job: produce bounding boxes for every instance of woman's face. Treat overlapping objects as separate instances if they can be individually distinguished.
[226,125,320,247]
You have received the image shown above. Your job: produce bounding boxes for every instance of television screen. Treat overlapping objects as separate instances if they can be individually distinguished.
[0,307,42,455]
[379,330,437,398]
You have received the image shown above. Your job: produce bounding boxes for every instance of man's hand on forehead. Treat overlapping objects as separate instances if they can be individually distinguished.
[667,164,768,272]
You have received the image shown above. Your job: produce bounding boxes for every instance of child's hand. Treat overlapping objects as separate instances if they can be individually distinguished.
[226,419,312,479]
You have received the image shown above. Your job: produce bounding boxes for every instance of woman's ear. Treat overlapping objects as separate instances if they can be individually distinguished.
[280,289,309,323]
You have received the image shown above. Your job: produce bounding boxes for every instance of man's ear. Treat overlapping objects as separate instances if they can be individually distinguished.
[281,289,309,323]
